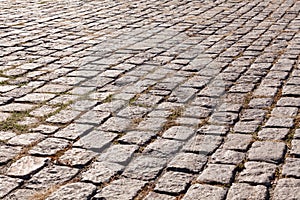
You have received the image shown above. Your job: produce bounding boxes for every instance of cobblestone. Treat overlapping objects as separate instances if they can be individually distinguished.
[0,0,299,198]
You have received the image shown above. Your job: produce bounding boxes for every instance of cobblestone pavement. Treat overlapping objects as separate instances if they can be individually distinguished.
[0,0,300,199]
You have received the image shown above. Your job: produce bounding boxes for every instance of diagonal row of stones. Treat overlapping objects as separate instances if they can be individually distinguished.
[0,0,300,199]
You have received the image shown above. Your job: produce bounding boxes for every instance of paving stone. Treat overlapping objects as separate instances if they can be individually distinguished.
[154,171,193,194]
[0,144,22,164]
[144,192,176,200]
[167,152,207,173]
[294,129,300,139]
[209,112,238,125]
[31,124,59,135]
[282,157,300,178]
[211,149,245,165]
[100,117,131,133]
[46,182,97,200]
[3,189,35,200]
[248,141,286,164]
[183,135,223,155]
[197,124,229,136]
[0,131,16,141]
[59,148,98,167]
[117,106,150,119]
[238,161,277,186]
[29,105,59,117]
[182,106,211,119]
[290,139,300,156]
[0,175,23,198]
[144,138,183,157]
[29,138,70,156]
[240,109,266,121]
[7,156,48,178]
[273,178,300,200]
[46,110,81,124]
[162,126,195,141]
[68,100,97,111]
[97,144,138,165]
[54,123,94,140]
[0,103,35,112]
[277,97,300,107]
[136,117,167,131]
[226,183,268,200]
[168,87,197,103]
[253,86,278,97]
[182,184,227,200]
[197,164,236,185]
[271,107,298,117]
[264,117,294,128]
[16,93,56,103]
[81,161,124,184]
[35,84,72,93]
[118,131,155,145]
[48,94,79,105]
[248,98,273,109]
[257,128,290,140]
[282,85,300,96]
[73,130,118,152]
[123,155,167,181]
[233,121,260,134]
[92,178,146,200]
[26,165,79,190]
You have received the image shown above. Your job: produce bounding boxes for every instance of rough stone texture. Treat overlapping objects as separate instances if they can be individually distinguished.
[223,134,253,151]
[197,164,236,184]
[273,178,300,200]
[73,130,118,151]
[3,189,36,200]
[81,161,124,184]
[118,131,156,145]
[258,128,290,140]
[226,183,268,200]
[238,161,277,185]
[46,182,97,200]
[26,165,79,190]
[248,141,286,164]
[0,175,23,198]
[282,158,300,178]
[182,184,227,200]
[0,145,22,164]
[183,135,223,155]
[197,124,229,136]
[75,111,111,124]
[144,138,183,157]
[29,138,70,156]
[144,192,176,200]
[92,178,146,200]
[97,144,138,165]
[0,131,16,141]
[7,156,48,178]
[123,156,167,181]
[264,117,294,128]
[211,149,245,165]
[162,126,195,141]
[0,0,299,198]
[59,148,98,167]
[290,140,300,156]
[54,123,94,140]
[100,117,131,133]
[46,110,81,124]
[167,152,207,173]
[154,171,193,194]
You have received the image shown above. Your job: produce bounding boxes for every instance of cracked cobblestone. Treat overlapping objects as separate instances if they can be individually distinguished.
[0,0,299,199]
